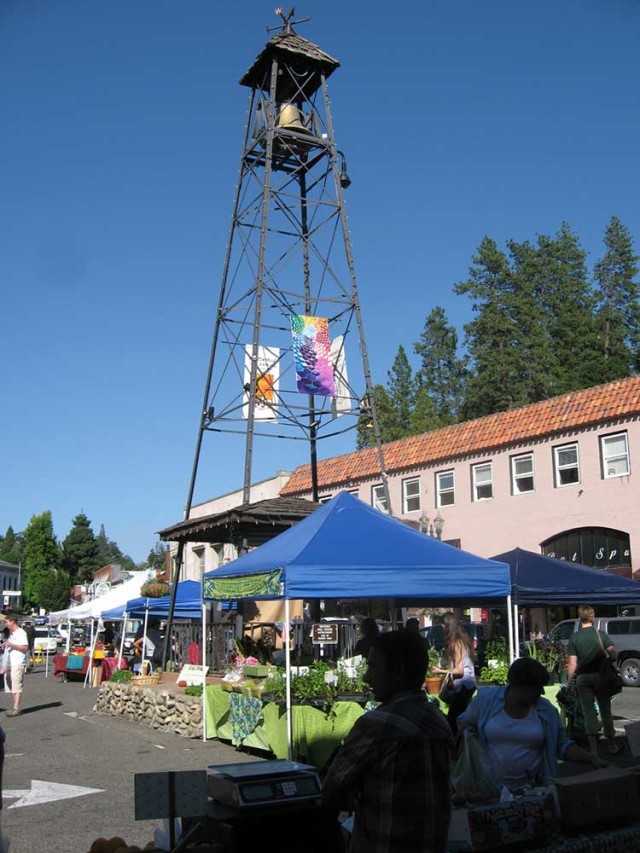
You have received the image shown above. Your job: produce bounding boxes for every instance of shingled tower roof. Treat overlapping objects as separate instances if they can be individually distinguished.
[240,32,340,97]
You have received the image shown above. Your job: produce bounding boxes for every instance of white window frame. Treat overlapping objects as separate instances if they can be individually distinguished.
[554,443,580,487]
[472,462,493,501]
[402,477,421,513]
[436,470,455,507]
[371,484,389,513]
[319,494,333,504]
[511,453,535,495]
[601,432,630,478]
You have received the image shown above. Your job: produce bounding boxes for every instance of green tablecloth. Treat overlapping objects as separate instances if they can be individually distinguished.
[205,685,366,769]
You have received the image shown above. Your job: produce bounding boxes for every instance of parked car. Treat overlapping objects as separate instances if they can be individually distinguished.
[549,616,640,687]
[33,627,58,654]
[420,621,492,671]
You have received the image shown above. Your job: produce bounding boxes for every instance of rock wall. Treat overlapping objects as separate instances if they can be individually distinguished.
[94,683,203,738]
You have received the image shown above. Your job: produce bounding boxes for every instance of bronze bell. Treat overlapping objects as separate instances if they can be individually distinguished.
[277,103,311,133]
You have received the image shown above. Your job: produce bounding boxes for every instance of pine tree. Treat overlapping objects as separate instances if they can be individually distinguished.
[63,512,100,584]
[537,224,599,392]
[22,511,62,608]
[593,216,640,379]
[0,526,23,566]
[454,237,526,419]
[356,385,397,449]
[414,306,465,424]
[386,346,414,440]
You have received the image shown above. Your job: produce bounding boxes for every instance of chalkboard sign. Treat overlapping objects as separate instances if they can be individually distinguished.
[312,623,339,644]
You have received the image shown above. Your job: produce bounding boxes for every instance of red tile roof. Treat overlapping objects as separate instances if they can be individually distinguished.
[281,376,640,495]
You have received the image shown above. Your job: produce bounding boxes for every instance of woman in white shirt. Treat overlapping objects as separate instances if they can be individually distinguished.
[433,612,476,734]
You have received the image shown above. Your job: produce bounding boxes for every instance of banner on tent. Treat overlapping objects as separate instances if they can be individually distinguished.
[203,570,283,600]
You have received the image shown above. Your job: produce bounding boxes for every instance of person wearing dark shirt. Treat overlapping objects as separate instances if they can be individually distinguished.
[353,617,380,659]
[322,631,453,853]
[566,605,621,756]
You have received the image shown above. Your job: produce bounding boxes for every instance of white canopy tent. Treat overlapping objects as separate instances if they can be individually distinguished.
[49,573,152,623]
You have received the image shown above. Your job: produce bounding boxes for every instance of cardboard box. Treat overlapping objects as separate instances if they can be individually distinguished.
[447,790,557,851]
[553,766,640,830]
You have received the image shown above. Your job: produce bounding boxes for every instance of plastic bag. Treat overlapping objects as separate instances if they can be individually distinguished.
[451,731,499,803]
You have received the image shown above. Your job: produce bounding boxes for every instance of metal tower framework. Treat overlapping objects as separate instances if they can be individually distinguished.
[162,26,392,665]
[184,27,391,515]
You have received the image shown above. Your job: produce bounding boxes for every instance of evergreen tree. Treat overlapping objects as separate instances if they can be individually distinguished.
[454,237,527,419]
[356,385,397,449]
[386,346,414,440]
[414,306,465,424]
[146,541,170,574]
[0,526,23,566]
[63,512,100,584]
[39,567,71,611]
[410,386,442,435]
[22,511,62,608]
[593,216,640,379]
[536,224,599,392]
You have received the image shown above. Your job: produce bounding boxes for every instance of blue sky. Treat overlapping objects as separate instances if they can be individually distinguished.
[1,0,639,562]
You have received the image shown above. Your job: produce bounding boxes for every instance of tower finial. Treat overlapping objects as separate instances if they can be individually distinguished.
[268,7,311,35]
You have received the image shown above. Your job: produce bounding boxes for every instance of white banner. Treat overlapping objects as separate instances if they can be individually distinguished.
[243,345,280,420]
[330,335,351,416]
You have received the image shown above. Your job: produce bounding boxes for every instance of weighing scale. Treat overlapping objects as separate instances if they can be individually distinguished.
[207,760,322,809]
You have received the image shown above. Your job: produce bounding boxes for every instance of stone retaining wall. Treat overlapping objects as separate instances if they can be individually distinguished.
[94,682,202,738]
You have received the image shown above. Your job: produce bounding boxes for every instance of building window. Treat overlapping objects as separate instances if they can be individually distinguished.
[472,462,493,501]
[319,495,333,504]
[554,443,580,486]
[371,484,388,513]
[193,547,205,572]
[601,432,630,478]
[402,477,421,513]
[511,453,534,494]
[436,470,455,507]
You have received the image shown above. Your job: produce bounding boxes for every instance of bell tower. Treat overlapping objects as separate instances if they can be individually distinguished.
[184,13,391,523]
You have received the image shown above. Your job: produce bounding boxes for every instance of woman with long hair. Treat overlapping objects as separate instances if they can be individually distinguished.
[433,612,476,734]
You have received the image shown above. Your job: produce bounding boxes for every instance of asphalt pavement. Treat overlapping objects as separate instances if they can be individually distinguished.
[0,665,254,853]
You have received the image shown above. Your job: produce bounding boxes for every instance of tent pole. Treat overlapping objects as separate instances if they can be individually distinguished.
[83,620,97,689]
[285,598,292,761]
[513,604,520,663]
[66,618,71,654]
[506,595,515,663]
[118,611,127,666]
[202,601,207,743]
[141,606,149,673]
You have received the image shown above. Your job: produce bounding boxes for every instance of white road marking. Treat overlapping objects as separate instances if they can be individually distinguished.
[4,780,104,808]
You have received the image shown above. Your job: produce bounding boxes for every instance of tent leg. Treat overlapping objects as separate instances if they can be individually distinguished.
[506,595,515,663]
[513,604,520,662]
[285,599,292,761]
[202,601,207,743]
[118,612,127,665]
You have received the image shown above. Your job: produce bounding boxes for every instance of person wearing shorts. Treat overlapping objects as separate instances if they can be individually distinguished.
[3,613,28,717]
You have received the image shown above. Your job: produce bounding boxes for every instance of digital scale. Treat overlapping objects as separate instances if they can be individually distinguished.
[207,760,322,810]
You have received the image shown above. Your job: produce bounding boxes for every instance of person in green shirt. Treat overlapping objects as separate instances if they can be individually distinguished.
[566,605,621,756]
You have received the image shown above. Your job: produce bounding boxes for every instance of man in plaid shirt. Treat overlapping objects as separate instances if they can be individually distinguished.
[322,631,453,852]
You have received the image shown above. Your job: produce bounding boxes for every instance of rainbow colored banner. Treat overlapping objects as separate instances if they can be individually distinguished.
[291,314,335,396]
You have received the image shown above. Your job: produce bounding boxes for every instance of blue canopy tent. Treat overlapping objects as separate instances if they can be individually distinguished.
[101,580,202,665]
[101,579,202,621]
[491,547,640,652]
[203,492,512,756]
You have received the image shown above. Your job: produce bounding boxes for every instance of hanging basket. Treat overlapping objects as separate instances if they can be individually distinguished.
[140,581,170,598]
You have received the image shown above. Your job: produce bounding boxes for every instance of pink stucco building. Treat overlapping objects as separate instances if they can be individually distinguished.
[281,376,640,581]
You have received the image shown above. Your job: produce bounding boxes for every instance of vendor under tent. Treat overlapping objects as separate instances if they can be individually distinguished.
[492,547,640,654]
[203,491,512,757]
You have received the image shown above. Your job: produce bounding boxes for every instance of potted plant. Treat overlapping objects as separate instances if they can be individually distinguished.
[424,646,444,695]
[479,639,509,685]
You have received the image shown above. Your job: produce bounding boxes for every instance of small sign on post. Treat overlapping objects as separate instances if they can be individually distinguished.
[176,664,209,686]
[311,623,339,644]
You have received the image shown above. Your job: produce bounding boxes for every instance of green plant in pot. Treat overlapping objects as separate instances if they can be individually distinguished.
[426,646,442,677]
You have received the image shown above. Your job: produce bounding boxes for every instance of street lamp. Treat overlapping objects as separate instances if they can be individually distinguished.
[433,512,445,541]
[419,510,445,539]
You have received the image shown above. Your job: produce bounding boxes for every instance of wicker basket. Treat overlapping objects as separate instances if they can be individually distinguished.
[130,674,161,686]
